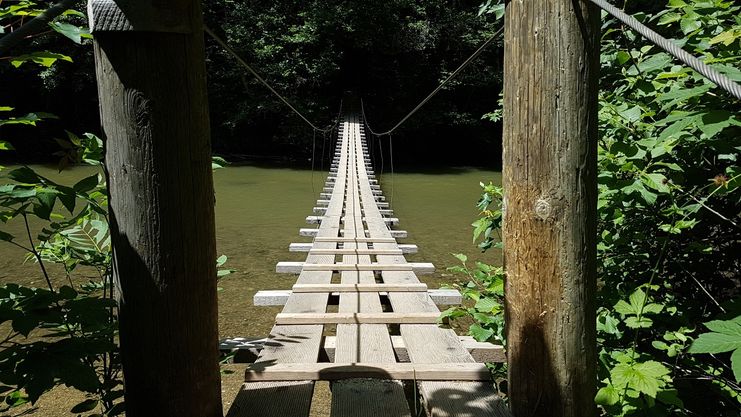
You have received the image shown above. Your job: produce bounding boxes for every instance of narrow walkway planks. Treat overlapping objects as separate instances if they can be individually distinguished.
[228,113,509,417]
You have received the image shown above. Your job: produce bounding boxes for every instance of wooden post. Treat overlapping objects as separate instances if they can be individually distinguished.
[89,1,221,416]
[502,1,599,417]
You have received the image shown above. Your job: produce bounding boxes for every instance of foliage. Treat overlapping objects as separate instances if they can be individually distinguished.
[202,0,502,164]
[442,182,505,345]
[594,0,740,415]
[688,315,741,383]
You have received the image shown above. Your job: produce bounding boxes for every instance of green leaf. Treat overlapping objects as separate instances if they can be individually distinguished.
[595,384,620,406]
[73,174,99,193]
[689,332,741,354]
[452,253,467,263]
[704,319,741,337]
[474,297,499,313]
[642,173,670,193]
[49,22,91,44]
[469,324,494,342]
[0,140,14,150]
[7,166,41,184]
[731,348,741,383]
[697,111,733,139]
[10,51,72,68]
[611,361,669,398]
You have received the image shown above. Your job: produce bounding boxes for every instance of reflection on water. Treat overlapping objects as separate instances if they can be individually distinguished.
[0,164,501,338]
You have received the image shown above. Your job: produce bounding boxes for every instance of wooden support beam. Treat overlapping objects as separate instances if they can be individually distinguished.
[503,1,599,416]
[275,312,441,325]
[244,363,491,382]
[275,262,434,274]
[89,1,221,415]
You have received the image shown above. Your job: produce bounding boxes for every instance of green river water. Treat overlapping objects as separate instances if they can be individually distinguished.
[0,164,502,339]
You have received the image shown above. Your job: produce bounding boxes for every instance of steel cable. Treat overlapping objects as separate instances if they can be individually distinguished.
[591,0,741,100]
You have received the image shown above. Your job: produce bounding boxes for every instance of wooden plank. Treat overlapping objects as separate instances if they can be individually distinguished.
[289,242,417,254]
[244,363,491,382]
[331,114,410,416]
[275,312,440,325]
[276,262,434,274]
[292,283,427,292]
[307,248,403,255]
[253,288,462,307]
[305,230,407,238]
[354,122,510,417]
[314,237,395,243]
[220,336,506,364]
[228,119,351,417]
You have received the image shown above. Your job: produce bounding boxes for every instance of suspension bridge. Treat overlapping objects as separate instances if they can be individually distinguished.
[222,112,510,417]
[74,0,741,415]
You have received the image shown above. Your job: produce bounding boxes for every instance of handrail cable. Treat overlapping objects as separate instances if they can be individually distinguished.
[361,25,504,137]
[204,25,339,132]
[590,0,741,100]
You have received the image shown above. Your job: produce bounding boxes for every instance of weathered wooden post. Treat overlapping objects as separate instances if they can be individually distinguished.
[88,1,222,416]
[502,1,599,416]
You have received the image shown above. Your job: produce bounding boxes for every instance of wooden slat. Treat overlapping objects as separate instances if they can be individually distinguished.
[307,248,403,255]
[331,113,411,416]
[276,262,434,274]
[292,283,427,293]
[245,363,491,382]
[314,236,396,243]
[275,312,440,325]
[253,288,462,306]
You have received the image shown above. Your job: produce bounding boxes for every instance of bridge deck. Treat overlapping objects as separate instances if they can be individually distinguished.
[227,114,509,417]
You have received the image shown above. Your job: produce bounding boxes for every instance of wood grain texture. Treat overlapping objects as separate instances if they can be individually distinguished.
[354,118,511,417]
[502,1,600,416]
[332,117,410,416]
[275,312,441,325]
[245,363,492,381]
[292,283,427,292]
[88,0,192,33]
[91,2,219,415]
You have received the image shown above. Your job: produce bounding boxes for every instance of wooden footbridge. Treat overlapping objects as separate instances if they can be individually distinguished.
[225,114,510,417]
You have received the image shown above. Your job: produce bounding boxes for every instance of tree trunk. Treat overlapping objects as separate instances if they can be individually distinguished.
[89,1,222,416]
[502,1,599,416]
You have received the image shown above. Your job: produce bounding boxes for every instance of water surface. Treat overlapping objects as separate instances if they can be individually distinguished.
[0,164,502,338]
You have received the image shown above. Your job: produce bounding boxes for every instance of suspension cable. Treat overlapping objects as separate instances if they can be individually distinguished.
[362,25,504,136]
[590,0,741,100]
[204,25,340,132]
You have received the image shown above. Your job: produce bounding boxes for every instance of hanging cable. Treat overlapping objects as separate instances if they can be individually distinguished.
[310,129,316,197]
[204,25,340,132]
[361,25,504,136]
[590,0,741,100]
[389,133,395,206]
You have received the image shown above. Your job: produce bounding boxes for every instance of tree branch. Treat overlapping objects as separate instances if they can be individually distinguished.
[0,0,78,55]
